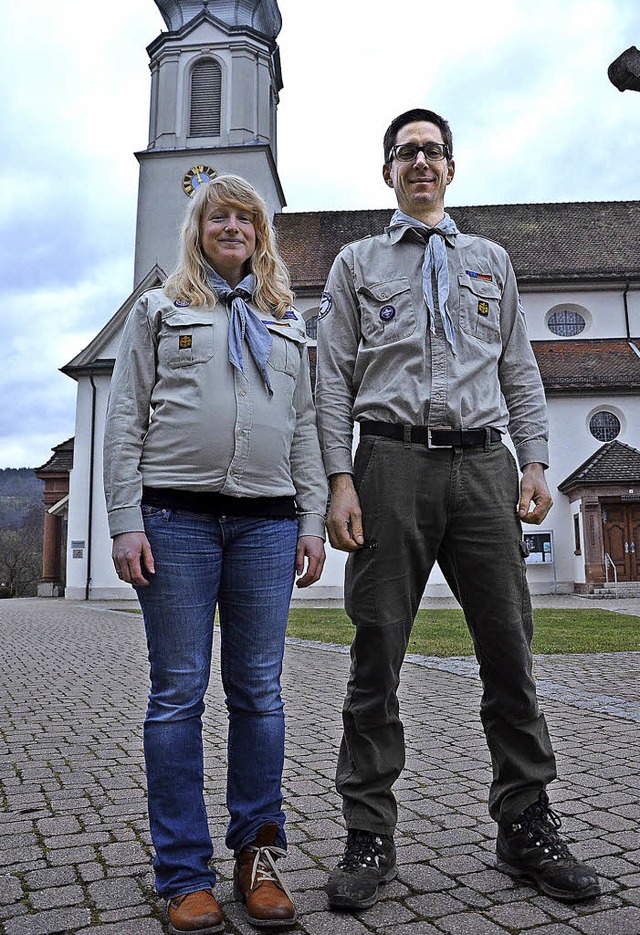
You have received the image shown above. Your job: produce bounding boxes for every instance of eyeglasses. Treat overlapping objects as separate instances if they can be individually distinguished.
[388,142,449,164]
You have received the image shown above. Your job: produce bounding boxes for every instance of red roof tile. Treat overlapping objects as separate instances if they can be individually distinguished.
[558,440,640,491]
[532,339,640,393]
[274,200,640,291]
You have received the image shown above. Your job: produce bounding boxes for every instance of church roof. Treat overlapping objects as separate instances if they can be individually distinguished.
[558,440,640,491]
[532,339,640,394]
[274,200,640,291]
[34,438,74,476]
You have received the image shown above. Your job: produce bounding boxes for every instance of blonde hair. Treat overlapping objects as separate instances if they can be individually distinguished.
[164,174,294,317]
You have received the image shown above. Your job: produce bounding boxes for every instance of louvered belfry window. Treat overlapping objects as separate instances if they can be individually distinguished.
[190,59,222,137]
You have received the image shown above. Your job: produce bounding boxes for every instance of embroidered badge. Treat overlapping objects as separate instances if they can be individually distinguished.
[179,335,193,349]
[174,299,190,307]
[477,301,490,317]
[466,270,493,282]
[318,291,333,319]
[282,309,298,321]
[380,305,396,322]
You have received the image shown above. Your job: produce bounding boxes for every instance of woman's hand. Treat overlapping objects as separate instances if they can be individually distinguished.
[295,536,325,588]
[112,532,156,586]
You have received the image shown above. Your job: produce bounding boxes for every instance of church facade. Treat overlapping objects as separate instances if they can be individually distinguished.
[37,0,640,600]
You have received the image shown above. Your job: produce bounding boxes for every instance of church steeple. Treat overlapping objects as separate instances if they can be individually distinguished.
[132,0,285,285]
[154,1,282,39]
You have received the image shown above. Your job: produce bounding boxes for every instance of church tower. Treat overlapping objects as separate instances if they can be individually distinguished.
[133,0,285,284]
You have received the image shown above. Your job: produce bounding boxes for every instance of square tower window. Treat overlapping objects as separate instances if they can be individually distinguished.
[190,60,222,137]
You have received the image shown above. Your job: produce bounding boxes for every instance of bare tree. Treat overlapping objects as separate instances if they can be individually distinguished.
[0,504,43,597]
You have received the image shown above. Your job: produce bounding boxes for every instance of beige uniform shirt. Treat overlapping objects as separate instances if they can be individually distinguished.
[104,288,327,539]
[316,225,549,475]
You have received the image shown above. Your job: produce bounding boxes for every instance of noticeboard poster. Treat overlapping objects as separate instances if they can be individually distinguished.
[524,531,554,564]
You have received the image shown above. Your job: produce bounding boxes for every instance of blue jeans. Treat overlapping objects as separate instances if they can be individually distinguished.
[136,507,298,898]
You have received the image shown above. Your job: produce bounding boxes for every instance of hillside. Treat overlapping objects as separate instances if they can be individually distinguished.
[0,468,44,529]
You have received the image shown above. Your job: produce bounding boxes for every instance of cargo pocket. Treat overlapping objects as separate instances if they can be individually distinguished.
[458,274,501,344]
[357,277,417,346]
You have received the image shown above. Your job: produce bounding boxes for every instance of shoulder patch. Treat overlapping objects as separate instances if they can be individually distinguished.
[174,299,190,307]
[282,309,298,321]
[318,291,333,319]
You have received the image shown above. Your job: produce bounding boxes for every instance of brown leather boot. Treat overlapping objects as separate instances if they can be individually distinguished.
[233,823,297,928]
[167,888,225,934]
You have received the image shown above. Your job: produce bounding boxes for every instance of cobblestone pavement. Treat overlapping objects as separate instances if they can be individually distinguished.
[1,598,639,935]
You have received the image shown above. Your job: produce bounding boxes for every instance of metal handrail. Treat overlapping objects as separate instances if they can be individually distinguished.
[604,552,618,599]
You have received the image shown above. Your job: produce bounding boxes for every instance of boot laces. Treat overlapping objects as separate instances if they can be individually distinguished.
[339,830,385,872]
[246,843,294,901]
[515,792,571,860]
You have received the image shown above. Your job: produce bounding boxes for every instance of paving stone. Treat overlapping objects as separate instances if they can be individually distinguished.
[29,883,86,911]
[77,921,164,934]
[4,907,92,935]
[88,877,144,909]
[486,900,553,928]
[572,905,640,934]
[437,910,512,933]
[0,875,22,905]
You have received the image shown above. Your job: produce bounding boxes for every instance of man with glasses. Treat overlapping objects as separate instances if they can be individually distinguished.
[316,108,599,910]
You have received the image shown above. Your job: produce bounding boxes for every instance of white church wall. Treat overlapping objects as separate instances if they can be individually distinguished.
[65,373,122,599]
[628,289,640,335]
[522,288,627,341]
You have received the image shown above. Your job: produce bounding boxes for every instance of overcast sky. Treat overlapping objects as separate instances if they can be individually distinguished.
[2,0,639,468]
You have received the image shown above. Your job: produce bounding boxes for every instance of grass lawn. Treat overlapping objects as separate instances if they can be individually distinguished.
[286,607,640,656]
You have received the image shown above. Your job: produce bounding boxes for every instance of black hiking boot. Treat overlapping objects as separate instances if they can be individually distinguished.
[496,791,600,902]
[326,829,397,910]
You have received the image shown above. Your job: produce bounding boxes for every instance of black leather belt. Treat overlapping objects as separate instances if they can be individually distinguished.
[359,421,501,449]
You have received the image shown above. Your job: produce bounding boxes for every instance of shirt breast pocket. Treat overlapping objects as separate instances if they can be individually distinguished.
[159,310,215,369]
[357,277,417,346]
[457,275,502,345]
[266,327,304,378]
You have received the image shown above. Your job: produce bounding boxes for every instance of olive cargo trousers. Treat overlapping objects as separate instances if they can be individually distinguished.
[338,435,557,834]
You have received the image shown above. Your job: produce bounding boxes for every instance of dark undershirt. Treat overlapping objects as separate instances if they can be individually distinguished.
[142,486,297,520]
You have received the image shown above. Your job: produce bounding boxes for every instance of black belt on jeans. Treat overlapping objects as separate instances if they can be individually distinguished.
[359,421,502,449]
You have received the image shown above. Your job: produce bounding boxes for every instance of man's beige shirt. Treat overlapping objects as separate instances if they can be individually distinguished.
[316,225,549,475]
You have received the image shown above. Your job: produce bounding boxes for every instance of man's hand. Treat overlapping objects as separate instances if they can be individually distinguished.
[518,463,553,525]
[295,536,326,588]
[327,473,365,552]
[112,532,156,586]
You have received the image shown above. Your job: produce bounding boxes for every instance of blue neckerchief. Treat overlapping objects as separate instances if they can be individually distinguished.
[207,268,273,397]
[388,209,459,353]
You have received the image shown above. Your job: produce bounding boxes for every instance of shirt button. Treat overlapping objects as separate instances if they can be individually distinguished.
[239,390,247,397]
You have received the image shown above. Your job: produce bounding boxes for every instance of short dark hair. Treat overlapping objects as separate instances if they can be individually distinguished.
[383,108,453,163]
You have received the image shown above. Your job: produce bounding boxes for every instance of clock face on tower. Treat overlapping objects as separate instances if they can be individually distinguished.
[182,164,217,196]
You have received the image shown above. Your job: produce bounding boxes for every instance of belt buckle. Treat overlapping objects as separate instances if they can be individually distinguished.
[427,426,452,449]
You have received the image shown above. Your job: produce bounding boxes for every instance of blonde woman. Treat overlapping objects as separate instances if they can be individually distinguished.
[104,175,326,934]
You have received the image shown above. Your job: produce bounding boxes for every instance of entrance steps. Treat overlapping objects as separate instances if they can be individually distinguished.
[585,582,640,599]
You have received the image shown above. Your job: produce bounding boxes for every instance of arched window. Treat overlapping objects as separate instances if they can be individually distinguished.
[189,59,222,137]
[547,309,586,337]
[589,411,621,442]
[305,315,319,341]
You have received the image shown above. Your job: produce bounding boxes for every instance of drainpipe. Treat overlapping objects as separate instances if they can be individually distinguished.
[623,279,631,339]
[85,375,97,601]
